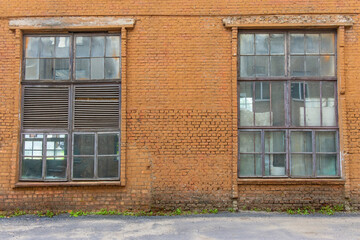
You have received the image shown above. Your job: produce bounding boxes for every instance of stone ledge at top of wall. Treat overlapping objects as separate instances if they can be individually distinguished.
[223,15,354,28]
[8,17,135,29]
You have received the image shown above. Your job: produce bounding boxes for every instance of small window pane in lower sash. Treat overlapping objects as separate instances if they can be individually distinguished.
[239,154,262,177]
[98,133,119,155]
[291,154,313,177]
[73,134,95,155]
[265,154,286,176]
[98,156,119,178]
[239,131,261,153]
[22,157,42,179]
[316,154,337,176]
[46,157,67,179]
[73,156,94,179]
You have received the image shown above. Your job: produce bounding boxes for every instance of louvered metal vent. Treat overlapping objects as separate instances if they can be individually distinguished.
[74,85,120,129]
[23,86,69,129]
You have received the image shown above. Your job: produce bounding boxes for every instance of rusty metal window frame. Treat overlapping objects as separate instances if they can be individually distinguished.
[237,30,339,178]
[20,33,121,182]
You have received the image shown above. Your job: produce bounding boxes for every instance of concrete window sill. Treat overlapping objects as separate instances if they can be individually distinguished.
[14,181,122,188]
[237,178,345,185]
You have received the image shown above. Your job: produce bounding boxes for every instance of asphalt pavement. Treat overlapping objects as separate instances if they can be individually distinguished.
[0,212,359,240]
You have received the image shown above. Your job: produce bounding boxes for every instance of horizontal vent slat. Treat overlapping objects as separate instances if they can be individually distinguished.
[23,87,69,129]
[74,86,120,129]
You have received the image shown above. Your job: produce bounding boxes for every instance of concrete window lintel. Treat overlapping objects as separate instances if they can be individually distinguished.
[9,17,135,30]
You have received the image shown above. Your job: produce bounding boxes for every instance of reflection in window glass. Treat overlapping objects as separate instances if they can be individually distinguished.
[239,154,262,176]
[73,157,94,179]
[73,134,95,155]
[239,131,261,153]
[24,36,70,80]
[239,33,285,77]
[291,131,312,153]
[322,82,336,126]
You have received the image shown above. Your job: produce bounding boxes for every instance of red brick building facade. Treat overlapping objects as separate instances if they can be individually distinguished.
[0,1,359,211]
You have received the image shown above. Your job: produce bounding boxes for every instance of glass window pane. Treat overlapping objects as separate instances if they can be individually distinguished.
[305,56,319,76]
[265,154,286,176]
[239,154,262,176]
[316,131,336,152]
[23,134,43,156]
[240,56,254,77]
[21,157,42,179]
[271,82,285,126]
[91,58,104,79]
[255,56,269,76]
[290,34,305,54]
[291,131,312,152]
[321,33,335,54]
[40,37,55,58]
[98,156,119,178]
[98,133,119,155]
[25,59,39,80]
[270,56,285,76]
[105,58,120,79]
[316,154,337,176]
[255,82,269,100]
[265,131,285,152]
[305,34,320,54]
[320,56,335,77]
[290,56,305,76]
[39,59,54,80]
[305,82,321,126]
[239,131,261,153]
[91,36,105,57]
[291,154,313,176]
[73,157,94,179]
[106,36,121,57]
[270,34,284,54]
[239,82,254,126]
[240,34,254,55]
[254,82,271,126]
[322,82,336,126]
[255,34,269,55]
[75,58,90,80]
[46,157,67,179]
[291,82,305,126]
[25,37,39,58]
[55,59,70,80]
[46,134,67,156]
[73,134,95,155]
[75,37,91,57]
[55,37,70,58]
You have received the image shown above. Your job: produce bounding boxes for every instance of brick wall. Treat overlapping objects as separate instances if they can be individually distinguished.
[0,1,359,211]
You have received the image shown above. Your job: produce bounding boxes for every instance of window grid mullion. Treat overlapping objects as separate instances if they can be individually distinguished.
[68,84,74,181]
[94,133,98,179]
[42,134,47,180]
[303,81,307,126]
[261,130,265,176]
[311,130,315,177]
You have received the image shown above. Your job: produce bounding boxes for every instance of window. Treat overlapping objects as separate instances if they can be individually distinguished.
[20,34,121,181]
[238,31,339,178]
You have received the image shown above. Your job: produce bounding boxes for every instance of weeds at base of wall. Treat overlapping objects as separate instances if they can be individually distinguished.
[244,204,349,215]
[0,208,220,218]
[237,204,347,215]
[0,204,349,218]
[285,204,345,215]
